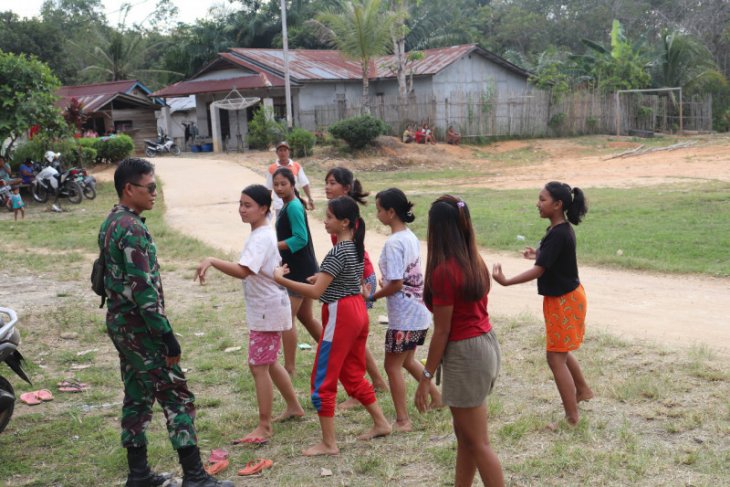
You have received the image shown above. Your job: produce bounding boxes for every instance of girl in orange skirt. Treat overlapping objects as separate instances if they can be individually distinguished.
[492,181,593,428]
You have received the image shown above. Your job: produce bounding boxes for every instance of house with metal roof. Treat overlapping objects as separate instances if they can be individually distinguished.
[57,80,165,151]
[152,44,532,150]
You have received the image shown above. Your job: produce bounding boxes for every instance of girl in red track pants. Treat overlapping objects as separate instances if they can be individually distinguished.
[311,295,376,417]
[275,196,391,456]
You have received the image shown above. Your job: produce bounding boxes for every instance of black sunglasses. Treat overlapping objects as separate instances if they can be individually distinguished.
[129,182,157,194]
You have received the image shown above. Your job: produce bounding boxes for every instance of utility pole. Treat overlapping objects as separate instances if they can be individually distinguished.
[281,0,293,129]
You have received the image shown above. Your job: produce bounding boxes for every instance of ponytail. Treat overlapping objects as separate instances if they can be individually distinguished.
[325,167,369,205]
[376,187,415,223]
[544,181,588,225]
[353,217,366,263]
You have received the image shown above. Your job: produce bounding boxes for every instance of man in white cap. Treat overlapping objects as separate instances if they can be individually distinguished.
[265,141,315,217]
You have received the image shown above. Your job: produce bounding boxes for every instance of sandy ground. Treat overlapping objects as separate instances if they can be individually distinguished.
[147,138,730,356]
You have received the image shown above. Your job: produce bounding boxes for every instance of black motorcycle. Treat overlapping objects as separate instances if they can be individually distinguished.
[69,167,97,200]
[0,307,31,434]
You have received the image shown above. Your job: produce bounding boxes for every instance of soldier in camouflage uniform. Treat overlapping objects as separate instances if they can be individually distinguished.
[100,158,232,487]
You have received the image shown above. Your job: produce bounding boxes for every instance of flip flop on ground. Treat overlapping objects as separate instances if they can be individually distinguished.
[231,437,268,446]
[19,389,54,405]
[57,379,89,393]
[19,392,41,406]
[205,458,229,475]
[237,459,273,476]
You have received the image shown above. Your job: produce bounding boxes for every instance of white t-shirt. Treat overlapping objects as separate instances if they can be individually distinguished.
[264,159,311,211]
[239,226,292,332]
[379,228,430,331]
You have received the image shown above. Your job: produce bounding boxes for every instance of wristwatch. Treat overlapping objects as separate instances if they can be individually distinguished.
[422,368,433,380]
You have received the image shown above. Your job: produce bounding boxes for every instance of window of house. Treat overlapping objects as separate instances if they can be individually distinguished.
[114,120,133,132]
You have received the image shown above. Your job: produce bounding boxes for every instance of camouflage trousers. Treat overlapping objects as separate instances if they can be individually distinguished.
[107,324,197,450]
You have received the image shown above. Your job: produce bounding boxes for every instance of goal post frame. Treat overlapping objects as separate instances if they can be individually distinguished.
[615,87,682,136]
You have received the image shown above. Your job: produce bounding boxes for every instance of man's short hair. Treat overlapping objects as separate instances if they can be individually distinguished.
[114,158,155,197]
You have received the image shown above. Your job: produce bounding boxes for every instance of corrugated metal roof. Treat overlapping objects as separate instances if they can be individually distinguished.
[57,80,159,113]
[153,44,530,97]
[375,44,530,78]
[167,95,196,113]
[229,48,369,81]
[152,74,284,98]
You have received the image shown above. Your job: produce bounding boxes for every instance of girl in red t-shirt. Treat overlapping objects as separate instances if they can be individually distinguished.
[492,181,593,429]
[417,195,504,487]
[324,167,390,406]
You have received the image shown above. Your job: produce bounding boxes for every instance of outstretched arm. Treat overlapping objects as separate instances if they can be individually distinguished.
[195,257,252,284]
[492,263,544,286]
[274,265,333,300]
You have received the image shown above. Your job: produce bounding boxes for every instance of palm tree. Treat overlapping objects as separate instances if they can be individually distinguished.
[650,31,719,90]
[317,0,395,114]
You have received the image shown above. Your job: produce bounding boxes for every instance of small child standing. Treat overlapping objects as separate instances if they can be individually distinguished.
[10,187,24,221]
[369,188,441,431]
[195,184,304,444]
[274,196,391,456]
[492,181,593,429]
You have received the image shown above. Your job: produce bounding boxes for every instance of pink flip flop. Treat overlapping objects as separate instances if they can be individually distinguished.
[20,392,41,406]
[35,389,54,402]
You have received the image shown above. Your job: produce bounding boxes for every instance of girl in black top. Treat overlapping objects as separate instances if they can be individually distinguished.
[273,167,320,380]
[492,181,594,428]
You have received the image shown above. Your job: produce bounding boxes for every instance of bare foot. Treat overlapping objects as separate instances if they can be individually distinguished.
[302,442,339,456]
[392,419,412,433]
[546,418,578,432]
[337,396,361,411]
[239,425,272,442]
[577,388,594,403]
[273,408,305,423]
[357,423,392,441]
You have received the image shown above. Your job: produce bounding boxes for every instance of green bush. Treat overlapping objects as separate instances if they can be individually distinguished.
[328,115,389,149]
[94,134,134,163]
[287,128,315,157]
[10,140,44,167]
[248,107,286,150]
[79,147,97,167]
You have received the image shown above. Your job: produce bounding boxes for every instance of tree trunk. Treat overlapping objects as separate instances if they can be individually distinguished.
[361,62,371,115]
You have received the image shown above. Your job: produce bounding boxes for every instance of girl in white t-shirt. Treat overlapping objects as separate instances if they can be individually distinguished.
[369,188,442,432]
[195,184,304,444]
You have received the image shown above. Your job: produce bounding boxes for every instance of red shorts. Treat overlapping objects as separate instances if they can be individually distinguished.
[543,284,587,352]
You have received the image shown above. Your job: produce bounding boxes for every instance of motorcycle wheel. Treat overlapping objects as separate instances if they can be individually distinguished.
[171,144,181,156]
[32,183,49,203]
[83,184,97,200]
[66,182,83,204]
[0,376,15,434]
[145,147,157,158]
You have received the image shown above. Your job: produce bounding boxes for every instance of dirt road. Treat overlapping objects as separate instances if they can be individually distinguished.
[153,155,730,356]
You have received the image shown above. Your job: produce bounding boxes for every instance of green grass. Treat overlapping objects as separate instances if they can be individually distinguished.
[359,183,730,276]
[1,168,729,486]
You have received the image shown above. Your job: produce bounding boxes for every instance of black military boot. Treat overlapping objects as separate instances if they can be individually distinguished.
[177,446,234,487]
[126,445,173,487]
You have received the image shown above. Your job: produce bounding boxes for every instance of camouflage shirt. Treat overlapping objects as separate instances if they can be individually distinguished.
[99,204,173,336]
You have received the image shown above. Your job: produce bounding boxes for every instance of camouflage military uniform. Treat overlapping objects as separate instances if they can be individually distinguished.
[99,204,197,450]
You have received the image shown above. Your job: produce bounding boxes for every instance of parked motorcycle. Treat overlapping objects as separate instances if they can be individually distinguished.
[0,307,31,434]
[31,154,83,205]
[69,167,97,200]
[144,132,180,157]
